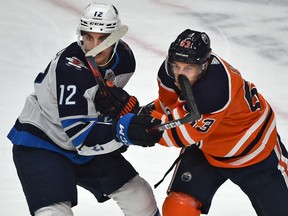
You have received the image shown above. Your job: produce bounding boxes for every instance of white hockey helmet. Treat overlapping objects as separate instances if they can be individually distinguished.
[78,3,121,34]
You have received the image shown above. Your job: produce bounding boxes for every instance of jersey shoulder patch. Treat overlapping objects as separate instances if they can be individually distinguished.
[110,40,136,75]
[193,55,230,114]
[66,56,88,70]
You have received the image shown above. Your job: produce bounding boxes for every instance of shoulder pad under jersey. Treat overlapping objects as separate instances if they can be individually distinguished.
[193,55,230,114]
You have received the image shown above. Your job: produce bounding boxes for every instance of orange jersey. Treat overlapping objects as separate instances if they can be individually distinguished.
[152,53,277,168]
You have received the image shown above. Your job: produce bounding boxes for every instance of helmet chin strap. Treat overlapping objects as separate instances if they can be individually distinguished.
[199,57,213,79]
[97,41,119,67]
[76,28,87,54]
[199,63,206,75]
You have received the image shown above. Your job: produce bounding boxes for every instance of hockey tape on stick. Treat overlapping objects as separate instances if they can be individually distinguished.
[153,74,200,131]
[85,25,128,57]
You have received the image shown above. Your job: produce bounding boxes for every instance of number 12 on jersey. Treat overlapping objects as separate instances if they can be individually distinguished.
[59,85,76,105]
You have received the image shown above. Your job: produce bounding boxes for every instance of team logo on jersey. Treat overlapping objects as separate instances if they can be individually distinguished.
[66,57,88,70]
[181,172,192,182]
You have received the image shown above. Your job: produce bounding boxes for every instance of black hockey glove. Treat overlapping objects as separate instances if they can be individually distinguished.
[94,80,139,118]
[113,113,163,147]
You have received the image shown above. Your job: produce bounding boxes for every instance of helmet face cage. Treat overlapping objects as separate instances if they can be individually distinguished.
[78,3,121,35]
[168,29,211,65]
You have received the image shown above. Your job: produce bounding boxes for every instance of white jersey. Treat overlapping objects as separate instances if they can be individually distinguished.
[8,40,136,164]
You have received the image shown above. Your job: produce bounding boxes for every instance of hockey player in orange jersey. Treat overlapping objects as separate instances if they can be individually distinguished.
[111,29,288,216]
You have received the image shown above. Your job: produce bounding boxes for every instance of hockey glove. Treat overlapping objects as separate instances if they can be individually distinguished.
[94,80,139,118]
[113,113,163,147]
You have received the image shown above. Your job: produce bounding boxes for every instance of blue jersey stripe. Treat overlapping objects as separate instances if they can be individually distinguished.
[7,127,94,165]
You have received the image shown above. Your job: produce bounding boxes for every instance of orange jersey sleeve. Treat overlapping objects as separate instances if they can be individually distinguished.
[155,54,277,168]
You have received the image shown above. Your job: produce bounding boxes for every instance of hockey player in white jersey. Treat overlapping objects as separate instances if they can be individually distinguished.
[7,2,160,216]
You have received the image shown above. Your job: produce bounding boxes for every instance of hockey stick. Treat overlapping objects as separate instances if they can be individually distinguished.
[85,25,128,57]
[85,25,128,95]
[152,74,200,131]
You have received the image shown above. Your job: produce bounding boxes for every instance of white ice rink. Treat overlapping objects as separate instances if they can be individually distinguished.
[1,0,288,215]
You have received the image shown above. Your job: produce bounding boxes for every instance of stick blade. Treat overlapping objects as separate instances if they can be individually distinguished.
[85,25,128,57]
